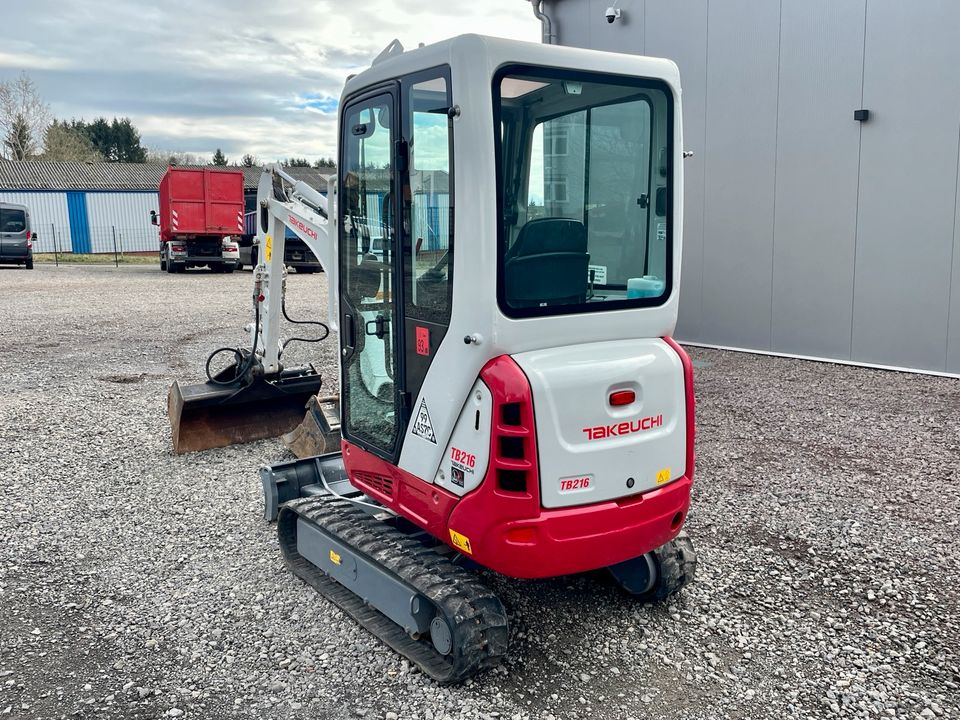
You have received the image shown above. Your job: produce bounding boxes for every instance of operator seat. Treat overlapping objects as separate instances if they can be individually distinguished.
[504,217,589,308]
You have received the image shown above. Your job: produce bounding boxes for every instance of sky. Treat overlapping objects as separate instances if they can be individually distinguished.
[0,0,540,163]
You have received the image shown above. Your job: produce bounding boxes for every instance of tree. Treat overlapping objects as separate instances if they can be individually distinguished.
[42,120,103,162]
[284,157,311,167]
[313,157,336,170]
[0,72,51,160]
[240,153,258,168]
[212,148,227,166]
[3,115,33,161]
[110,117,147,162]
[145,149,204,166]
[74,116,147,162]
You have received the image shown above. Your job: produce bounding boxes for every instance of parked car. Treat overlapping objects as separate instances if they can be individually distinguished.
[0,201,35,269]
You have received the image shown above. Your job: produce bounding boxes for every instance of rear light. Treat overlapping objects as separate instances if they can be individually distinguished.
[504,527,537,544]
[171,245,186,252]
[609,390,635,406]
[481,357,539,497]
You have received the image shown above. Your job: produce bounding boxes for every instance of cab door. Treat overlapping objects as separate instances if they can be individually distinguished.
[338,89,404,460]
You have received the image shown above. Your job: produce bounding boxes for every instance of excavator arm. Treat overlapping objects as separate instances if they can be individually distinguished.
[252,164,337,375]
[167,166,338,453]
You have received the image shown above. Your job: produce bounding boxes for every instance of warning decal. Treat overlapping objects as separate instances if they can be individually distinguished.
[411,398,437,444]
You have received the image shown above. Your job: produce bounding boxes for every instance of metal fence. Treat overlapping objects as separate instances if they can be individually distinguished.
[33,223,158,255]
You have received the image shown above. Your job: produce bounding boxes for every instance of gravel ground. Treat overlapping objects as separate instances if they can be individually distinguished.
[1,264,958,720]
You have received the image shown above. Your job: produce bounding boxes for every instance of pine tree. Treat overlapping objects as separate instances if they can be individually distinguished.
[2,114,33,160]
[212,148,228,166]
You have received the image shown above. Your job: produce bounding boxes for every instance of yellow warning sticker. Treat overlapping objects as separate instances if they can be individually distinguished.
[329,549,342,566]
[449,529,473,555]
[264,234,273,262]
[656,467,672,485]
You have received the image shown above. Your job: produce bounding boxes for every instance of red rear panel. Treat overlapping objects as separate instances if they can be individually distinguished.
[158,167,243,242]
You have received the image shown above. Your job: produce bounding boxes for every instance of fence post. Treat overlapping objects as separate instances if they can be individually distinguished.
[112,226,119,268]
[118,230,124,258]
[51,223,58,267]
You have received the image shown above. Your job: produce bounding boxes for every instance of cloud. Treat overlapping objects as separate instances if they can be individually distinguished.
[0,51,73,71]
[0,0,540,161]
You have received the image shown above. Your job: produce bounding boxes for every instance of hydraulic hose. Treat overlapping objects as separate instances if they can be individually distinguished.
[279,299,329,357]
[204,302,261,386]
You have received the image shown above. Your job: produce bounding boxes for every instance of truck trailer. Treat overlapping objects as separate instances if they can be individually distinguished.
[151,167,242,273]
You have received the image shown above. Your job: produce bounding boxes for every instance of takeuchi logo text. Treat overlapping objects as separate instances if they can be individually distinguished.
[581,415,663,440]
[287,215,318,240]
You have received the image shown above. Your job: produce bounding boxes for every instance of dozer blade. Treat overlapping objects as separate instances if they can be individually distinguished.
[168,370,325,454]
[281,394,341,459]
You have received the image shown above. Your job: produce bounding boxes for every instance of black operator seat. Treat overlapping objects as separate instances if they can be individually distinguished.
[504,217,590,309]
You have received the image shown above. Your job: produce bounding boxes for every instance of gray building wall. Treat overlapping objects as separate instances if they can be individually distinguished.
[543,0,960,375]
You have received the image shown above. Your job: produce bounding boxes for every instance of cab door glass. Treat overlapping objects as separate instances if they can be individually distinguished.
[340,97,400,455]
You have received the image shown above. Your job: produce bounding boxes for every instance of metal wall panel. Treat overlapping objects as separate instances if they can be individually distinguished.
[644,0,708,341]
[948,152,960,374]
[85,192,161,253]
[548,0,645,54]
[699,0,781,348]
[852,0,960,371]
[771,0,866,359]
[66,192,91,253]
[0,191,71,253]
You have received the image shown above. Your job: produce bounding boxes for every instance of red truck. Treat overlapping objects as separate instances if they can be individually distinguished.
[151,167,242,273]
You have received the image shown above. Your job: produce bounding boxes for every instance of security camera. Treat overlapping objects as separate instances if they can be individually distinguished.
[605,6,621,23]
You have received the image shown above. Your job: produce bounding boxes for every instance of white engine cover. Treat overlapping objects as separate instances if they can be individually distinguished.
[513,339,686,509]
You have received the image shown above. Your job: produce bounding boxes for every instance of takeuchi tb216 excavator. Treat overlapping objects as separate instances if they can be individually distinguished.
[169,34,697,683]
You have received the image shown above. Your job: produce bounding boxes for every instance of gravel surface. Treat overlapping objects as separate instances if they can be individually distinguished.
[1,264,958,720]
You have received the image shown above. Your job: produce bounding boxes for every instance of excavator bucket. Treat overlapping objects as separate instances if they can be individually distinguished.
[168,371,325,454]
[281,395,341,458]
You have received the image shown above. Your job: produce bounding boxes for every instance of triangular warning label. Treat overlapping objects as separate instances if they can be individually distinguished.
[411,398,437,444]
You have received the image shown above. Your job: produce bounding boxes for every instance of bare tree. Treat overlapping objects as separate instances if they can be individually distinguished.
[145,149,205,166]
[0,72,51,160]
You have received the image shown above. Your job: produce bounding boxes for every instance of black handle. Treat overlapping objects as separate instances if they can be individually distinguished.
[343,313,356,349]
[365,314,390,339]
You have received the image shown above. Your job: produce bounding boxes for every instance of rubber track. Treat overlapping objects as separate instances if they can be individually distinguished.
[277,496,509,684]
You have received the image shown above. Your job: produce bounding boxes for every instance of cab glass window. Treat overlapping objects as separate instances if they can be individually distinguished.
[404,75,453,324]
[495,67,673,318]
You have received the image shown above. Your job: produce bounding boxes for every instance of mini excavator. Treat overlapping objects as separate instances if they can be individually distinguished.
[169,34,697,683]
